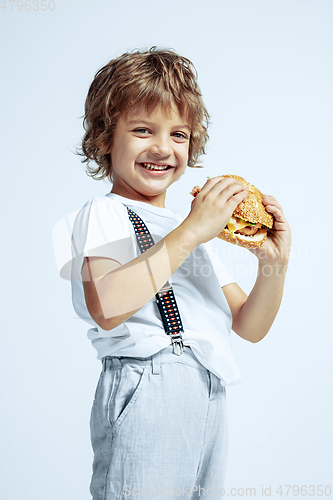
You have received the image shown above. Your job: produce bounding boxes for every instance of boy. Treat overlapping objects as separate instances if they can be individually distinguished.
[69,47,291,498]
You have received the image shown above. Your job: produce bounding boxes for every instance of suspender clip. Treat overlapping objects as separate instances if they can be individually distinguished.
[170,332,184,356]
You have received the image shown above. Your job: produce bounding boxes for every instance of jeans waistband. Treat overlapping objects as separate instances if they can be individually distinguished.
[102,344,208,375]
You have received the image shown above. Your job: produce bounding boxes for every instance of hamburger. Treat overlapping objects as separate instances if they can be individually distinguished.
[190,175,274,249]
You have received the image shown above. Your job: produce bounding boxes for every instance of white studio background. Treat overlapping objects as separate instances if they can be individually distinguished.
[1,1,332,499]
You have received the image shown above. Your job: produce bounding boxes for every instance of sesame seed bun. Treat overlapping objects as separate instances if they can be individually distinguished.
[190,175,274,249]
[224,175,273,228]
[217,226,268,249]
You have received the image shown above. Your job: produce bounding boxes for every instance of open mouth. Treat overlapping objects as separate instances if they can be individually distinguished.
[140,162,173,172]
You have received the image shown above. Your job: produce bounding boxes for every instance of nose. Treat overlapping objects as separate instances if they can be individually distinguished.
[149,134,172,158]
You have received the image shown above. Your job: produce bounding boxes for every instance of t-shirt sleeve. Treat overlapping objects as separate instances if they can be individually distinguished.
[53,197,136,282]
[204,241,236,287]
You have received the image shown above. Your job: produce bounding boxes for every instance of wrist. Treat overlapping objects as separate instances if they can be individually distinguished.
[177,220,202,249]
[257,259,289,278]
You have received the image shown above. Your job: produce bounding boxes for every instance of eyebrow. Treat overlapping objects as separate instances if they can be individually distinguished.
[128,119,191,131]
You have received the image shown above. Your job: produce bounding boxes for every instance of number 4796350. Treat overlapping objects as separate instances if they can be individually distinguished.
[0,0,56,11]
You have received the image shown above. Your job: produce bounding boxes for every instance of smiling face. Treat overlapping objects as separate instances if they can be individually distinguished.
[109,103,191,207]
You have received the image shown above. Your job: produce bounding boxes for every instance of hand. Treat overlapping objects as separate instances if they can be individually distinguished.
[183,176,248,245]
[249,195,291,265]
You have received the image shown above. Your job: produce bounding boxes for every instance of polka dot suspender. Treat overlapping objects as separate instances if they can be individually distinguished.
[125,206,184,356]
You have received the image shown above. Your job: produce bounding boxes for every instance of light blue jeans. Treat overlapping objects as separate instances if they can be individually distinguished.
[90,345,228,499]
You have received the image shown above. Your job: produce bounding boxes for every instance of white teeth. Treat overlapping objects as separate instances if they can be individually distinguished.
[141,163,170,171]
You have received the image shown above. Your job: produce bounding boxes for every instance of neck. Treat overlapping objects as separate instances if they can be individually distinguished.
[110,184,166,208]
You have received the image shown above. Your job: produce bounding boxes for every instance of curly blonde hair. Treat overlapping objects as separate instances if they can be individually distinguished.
[78,46,210,183]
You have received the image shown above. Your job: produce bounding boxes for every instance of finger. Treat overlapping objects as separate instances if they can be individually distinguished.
[226,189,249,212]
[197,176,226,196]
[207,184,248,211]
[199,176,245,201]
[265,204,288,229]
[262,195,283,213]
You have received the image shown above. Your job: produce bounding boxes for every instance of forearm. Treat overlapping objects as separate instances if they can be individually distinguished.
[96,223,198,330]
[232,260,289,342]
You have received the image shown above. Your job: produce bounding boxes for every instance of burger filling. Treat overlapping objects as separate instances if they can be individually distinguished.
[226,217,264,237]
[235,222,262,236]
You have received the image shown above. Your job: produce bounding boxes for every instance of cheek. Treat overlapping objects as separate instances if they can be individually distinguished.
[111,139,133,165]
[180,145,190,164]
[124,139,143,159]
[175,142,189,158]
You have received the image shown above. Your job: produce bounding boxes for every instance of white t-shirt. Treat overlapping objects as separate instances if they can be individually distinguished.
[55,193,242,386]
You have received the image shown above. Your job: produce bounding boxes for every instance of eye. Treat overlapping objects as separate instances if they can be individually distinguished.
[133,128,150,134]
[172,132,188,140]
